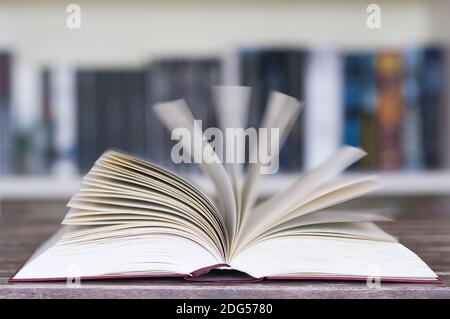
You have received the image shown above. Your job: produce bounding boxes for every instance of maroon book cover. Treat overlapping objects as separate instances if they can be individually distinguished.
[10,260,441,284]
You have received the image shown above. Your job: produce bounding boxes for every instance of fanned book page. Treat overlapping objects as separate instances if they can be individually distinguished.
[12,87,438,283]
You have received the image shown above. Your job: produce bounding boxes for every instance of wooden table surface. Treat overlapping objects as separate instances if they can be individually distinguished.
[1,211,450,299]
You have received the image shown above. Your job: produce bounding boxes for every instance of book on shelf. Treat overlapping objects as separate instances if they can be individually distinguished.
[342,52,377,170]
[419,47,445,169]
[1,45,448,177]
[341,46,447,171]
[40,68,55,173]
[12,89,438,283]
[2,58,78,176]
[77,69,147,174]
[240,48,307,172]
[375,51,403,171]
[122,70,147,159]
[342,52,362,151]
[358,53,377,170]
[76,70,99,174]
[11,56,48,175]
[304,48,342,170]
[0,52,12,175]
[402,48,424,170]
[145,58,221,174]
[50,64,78,176]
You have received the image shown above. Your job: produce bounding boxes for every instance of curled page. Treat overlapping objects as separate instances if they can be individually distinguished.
[213,86,251,234]
[255,146,367,217]
[153,100,237,246]
[235,92,302,250]
[213,85,251,178]
[235,146,369,254]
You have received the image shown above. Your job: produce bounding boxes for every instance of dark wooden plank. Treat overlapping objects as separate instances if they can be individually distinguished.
[1,278,449,299]
[1,213,450,298]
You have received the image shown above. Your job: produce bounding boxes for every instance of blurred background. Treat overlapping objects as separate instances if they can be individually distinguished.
[1,0,450,221]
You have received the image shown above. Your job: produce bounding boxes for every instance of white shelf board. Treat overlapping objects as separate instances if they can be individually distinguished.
[0,177,82,200]
[1,172,450,200]
[255,172,450,197]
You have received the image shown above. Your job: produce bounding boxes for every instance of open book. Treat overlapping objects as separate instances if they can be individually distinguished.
[12,89,437,283]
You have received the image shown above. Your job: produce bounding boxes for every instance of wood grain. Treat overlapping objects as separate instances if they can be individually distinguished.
[1,212,450,298]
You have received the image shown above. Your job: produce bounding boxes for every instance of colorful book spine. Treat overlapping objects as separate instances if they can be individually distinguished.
[358,53,377,169]
[2,46,448,176]
[342,53,362,149]
[401,48,424,170]
[343,53,370,170]
[375,51,403,170]
[419,47,445,169]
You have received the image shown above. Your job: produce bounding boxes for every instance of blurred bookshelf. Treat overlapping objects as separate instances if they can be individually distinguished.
[2,0,450,203]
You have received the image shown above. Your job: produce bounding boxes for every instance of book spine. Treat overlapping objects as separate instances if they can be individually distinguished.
[375,51,403,170]
[95,71,106,159]
[287,50,307,172]
[11,58,43,174]
[0,52,12,175]
[50,64,78,176]
[239,48,306,172]
[77,68,148,174]
[146,61,175,170]
[239,49,261,171]
[401,48,424,170]
[188,60,218,173]
[95,71,120,160]
[146,58,221,174]
[206,60,221,130]
[342,53,361,148]
[76,70,98,174]
[40,67,55,174]
[122,70,146,158]
[419,47,445,169]
[266,51,292,171]
[221,49,240,86]
[106,71,124,151]
[342,53,363,170]
[304,49,342,169]
[239,48,265,139]
[358,53,377,169]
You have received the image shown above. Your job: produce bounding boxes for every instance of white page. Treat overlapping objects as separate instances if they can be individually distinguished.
[213,86,251,233]
[255,222,397,244]
[261,209,392,237]
[278,180,382,223]
[233,180,382,253]
[13,230,220,280]
[231,236,437,280]
[238,92,302,243]
[236,146,368,252]
[154,100,236,245]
